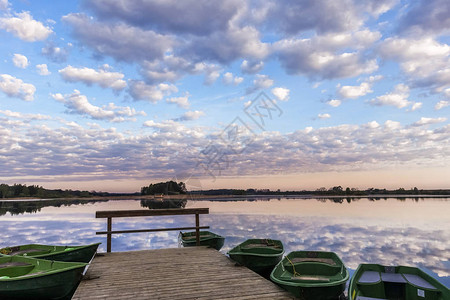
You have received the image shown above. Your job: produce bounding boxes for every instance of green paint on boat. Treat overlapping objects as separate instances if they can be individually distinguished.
[349,263,450,300]
[228,238,284,276]
[270,250,349,300]
[0,255,87,300]
[179,231,224,250]
[0,243,100,263]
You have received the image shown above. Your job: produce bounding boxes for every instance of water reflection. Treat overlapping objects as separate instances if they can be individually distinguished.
[0,197,448,288]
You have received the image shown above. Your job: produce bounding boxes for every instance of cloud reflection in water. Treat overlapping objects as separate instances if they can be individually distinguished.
[0,198,448,287]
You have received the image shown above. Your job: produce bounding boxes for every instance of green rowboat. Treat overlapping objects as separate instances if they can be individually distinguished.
[270,250,349,299]
[179,231,224,250]
[0,255,87,300]
[349,263,450,300]
[228,238,284,276]
[0,243,100,263]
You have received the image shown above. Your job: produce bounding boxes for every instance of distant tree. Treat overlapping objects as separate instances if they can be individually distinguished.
[141,181,187,195]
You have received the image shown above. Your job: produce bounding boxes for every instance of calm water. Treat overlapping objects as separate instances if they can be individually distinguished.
[0,197,449,288]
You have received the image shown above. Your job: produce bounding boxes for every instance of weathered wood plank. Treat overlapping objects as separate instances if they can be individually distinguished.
[73,247,296,300]
[96,208,209,218]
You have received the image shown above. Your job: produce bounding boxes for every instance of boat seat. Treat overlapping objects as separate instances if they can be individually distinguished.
[403,274,437,290]
[356,297,388,300]
[358,271,381,283]
[9,248,48,256]
[289,257,336,266]
[381,272,406,283]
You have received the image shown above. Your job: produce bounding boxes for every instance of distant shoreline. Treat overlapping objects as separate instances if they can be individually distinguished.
[1,194,449,201]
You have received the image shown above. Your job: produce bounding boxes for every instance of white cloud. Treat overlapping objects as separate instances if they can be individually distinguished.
[339,82,373,99]
[0,74,35,101]
[435,101,449,110]
[59,65,126,91]
[241,60,264,74]
[223,72,244,85]
[410,102,422,111]
[318,113,331,119]
[0,11,52,42]
[413,117,447,127]
[274,33,379,79]
[271,87,290,101]
[166,95,190,109]
[379,37,450,93]
[62,13,173,62]
[0,0,9,11]
[12,54,29,68]
[328,99,342,107]
[36,64,50,75]
[178,110,205,121]
[246,74,274,94]
[51,90,145,122]
[129,81,178,103]
[369,84,411,108]
[0,109,51,120]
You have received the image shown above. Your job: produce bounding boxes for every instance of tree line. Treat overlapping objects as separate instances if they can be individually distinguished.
[140,181,187,195]
[0,183,93,199]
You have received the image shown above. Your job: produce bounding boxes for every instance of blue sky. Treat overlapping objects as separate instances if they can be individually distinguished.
[0,0,449,192]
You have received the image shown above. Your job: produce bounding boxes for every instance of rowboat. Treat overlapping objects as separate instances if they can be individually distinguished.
[0,243,100,263]
[270,250,349,299]
[0,255,87,300]
[228,239,284,276]
[179,231,224,250]
[349,263,450,300]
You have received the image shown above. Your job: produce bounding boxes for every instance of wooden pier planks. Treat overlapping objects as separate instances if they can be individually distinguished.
[73,247,295,299]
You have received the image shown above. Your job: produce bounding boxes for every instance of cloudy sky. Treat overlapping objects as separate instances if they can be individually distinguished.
[0,0,449,192]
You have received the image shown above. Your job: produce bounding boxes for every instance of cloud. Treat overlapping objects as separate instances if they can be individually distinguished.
[435,100,449,110]
[318,113,331,119]
[246,74,274,94]
[327,99,342,107]
[338,82,373,99]
[166,95,190,109]
[223,72,244,85]
[41,43,70,63]
[59,65,126,91]
[369,84,411,108]
[129,81,178,103]
[36,64,50,76]
[177,110,205,121]
[12,53,29,68]
[84,0,242,36]
[409,102,422,111]
[0,11,52,41]
[412,117,447,127]
[0,0,9,11]
[0,109,51,120]
[51,90,145,122]
[271,87,290,101]
[62,13,174,62]
[397,0,450,36]
[274,31,380,79]
[379,37,450,93]
[0,74,36,101]
[241,60,264,74]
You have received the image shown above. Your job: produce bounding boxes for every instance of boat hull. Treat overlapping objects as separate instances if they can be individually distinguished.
[0,256,87,300]
[179,231,225,250]
[1,243,100,263]
[348,263,450,300]
[228,239,284,276]
[270,250,349,300]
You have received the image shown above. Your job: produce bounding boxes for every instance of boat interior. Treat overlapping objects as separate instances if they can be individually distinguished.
[354,269,441,300]
[280,259,345,283]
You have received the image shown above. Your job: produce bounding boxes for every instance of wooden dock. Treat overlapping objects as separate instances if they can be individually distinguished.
[73,247,295,299]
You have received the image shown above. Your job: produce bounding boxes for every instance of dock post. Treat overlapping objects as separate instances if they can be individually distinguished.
[107,217,112,252]
[195,213,200,246]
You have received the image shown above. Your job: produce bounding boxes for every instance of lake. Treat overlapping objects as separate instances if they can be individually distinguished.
[0,196,449,288]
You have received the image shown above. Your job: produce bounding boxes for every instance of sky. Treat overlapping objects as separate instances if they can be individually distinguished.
[0,0,449,193]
